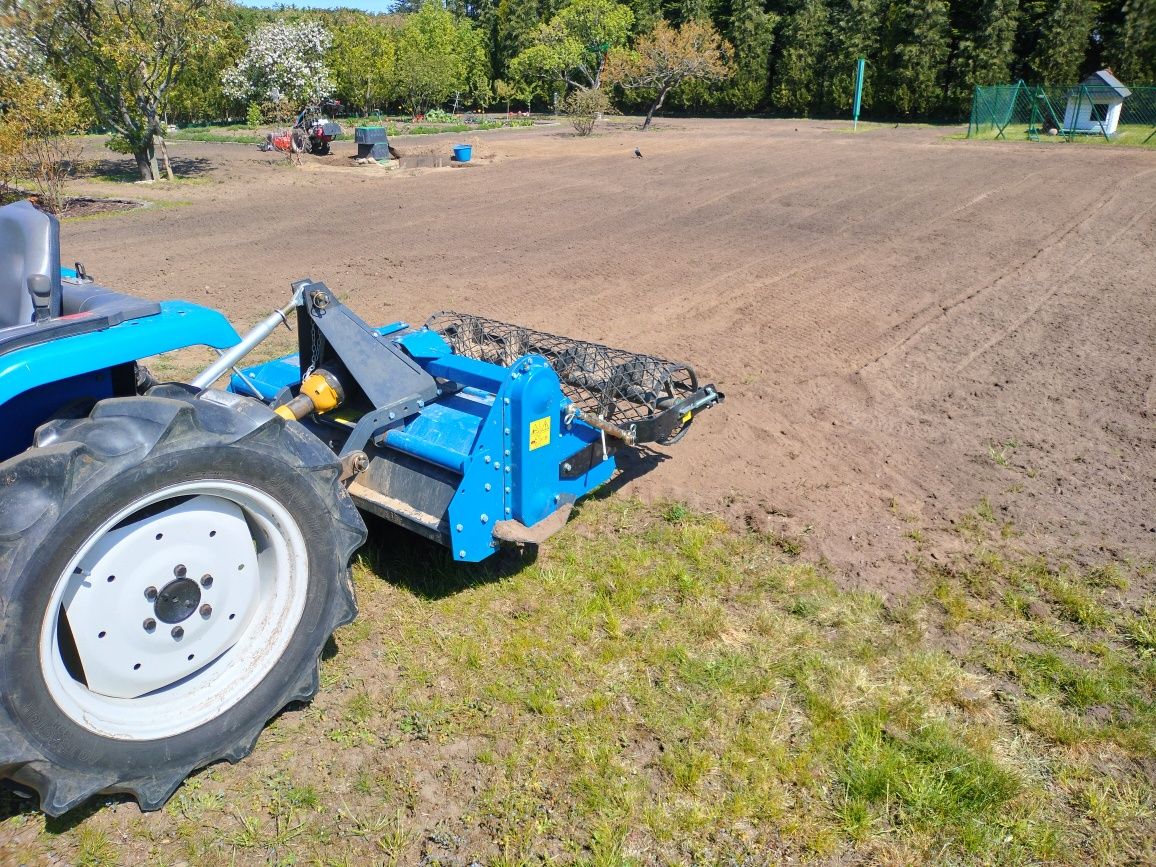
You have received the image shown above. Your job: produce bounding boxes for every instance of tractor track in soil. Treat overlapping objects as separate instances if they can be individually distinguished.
[58,118,1156,594]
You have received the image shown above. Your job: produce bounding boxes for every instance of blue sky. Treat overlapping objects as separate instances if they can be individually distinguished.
[233,0,398,11]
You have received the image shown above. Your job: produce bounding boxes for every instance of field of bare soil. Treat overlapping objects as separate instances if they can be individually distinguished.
[3,117,1155,866]
[57,118,1156,590]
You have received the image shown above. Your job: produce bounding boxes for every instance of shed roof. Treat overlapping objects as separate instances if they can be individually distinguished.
[1081,69,1131,99]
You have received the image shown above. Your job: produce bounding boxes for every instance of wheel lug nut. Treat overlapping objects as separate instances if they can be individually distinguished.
[171,625,184,640]
[174,564,187,577]
[200,604,212,618]
[144,586,158,602]
[143,618,156,633]
[200,574,213,589]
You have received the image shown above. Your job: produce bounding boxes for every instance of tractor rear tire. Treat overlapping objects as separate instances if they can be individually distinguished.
[0,386,366,816]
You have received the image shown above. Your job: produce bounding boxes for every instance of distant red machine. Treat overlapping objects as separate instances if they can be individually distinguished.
[265,99,343,155]
[294,99,343,155]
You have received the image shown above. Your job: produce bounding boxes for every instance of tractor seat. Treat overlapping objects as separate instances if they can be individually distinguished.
[0,200,62,330]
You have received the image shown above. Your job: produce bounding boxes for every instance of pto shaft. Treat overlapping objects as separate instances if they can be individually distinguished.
[274,369,344,421]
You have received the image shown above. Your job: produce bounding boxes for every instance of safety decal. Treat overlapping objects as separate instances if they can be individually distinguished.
[529,416,551,450]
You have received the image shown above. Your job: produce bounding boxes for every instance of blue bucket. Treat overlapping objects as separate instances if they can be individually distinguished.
[452,144,472,162]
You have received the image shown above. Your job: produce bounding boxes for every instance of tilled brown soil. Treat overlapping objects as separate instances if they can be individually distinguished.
[61,119,1156,592]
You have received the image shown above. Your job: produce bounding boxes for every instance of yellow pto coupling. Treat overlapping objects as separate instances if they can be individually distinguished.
[275,369,345,422]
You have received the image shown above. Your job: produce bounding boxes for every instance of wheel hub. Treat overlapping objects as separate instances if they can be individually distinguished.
[154,578,202,624]
[55,494,263,700]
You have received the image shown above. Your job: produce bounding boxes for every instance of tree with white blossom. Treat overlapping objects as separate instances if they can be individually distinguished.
[0,26,47,84]
[222,20,335,114]
[0,17,82,211]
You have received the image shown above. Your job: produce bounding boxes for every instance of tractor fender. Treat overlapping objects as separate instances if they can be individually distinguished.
[0,301,239,408]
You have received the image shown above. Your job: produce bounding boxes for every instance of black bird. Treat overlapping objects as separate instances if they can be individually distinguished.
[634,147,643,158]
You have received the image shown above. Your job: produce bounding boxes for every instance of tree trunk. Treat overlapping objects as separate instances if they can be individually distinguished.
[156,135,175,181]
[592,54,605,91]
[134,146,155,181]
[642,86,672,131]
[144,110,161,180]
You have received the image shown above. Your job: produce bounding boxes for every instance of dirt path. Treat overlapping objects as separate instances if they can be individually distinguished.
[61,118,1156,591]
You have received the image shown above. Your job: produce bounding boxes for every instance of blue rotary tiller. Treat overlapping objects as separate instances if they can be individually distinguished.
[229,286,722,562]
[0,199,721,816]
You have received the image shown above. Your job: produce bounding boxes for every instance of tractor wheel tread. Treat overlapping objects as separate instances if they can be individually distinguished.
[0,388,365,816]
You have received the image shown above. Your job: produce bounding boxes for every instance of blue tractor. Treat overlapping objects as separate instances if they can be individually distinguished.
[0,199,722,815]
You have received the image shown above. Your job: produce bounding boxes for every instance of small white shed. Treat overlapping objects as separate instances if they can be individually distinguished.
[1063,70,1131,136]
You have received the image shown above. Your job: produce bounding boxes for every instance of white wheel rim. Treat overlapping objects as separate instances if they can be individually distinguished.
[38,480,309,741]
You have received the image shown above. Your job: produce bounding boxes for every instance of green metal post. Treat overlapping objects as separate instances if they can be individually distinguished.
[1068,87,1080,142]
[1041,88,1065,137]
[852,57,866,130]
[996,80,1023,139]
[1090,86,1111,141]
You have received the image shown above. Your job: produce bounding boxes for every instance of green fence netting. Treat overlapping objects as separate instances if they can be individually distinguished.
[968,81,1156,145]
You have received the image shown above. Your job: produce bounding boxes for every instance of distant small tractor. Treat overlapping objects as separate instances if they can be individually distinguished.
[293,99,342,155]
[264,100,342,155]
[0,200,722,815]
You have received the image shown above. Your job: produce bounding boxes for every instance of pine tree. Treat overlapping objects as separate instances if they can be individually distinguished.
[675,0,716,25]
[881,0,950,116]
[1026,0,1095,83]
[1118,0,1156,81]
[624,0,662,34]
[724,0,777,109]
[822,0,880,114]
[948,0,1019,113]
[496,0,541,78]
[974,0,1020,84]
[773,0,829,114]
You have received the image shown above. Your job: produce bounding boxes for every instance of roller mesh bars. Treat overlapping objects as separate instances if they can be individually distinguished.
[425,312,699,429]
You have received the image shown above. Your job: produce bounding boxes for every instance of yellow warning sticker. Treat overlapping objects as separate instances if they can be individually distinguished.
[529,416,551,450]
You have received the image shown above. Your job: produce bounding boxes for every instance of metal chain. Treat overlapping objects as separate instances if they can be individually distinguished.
[303,319,324,380]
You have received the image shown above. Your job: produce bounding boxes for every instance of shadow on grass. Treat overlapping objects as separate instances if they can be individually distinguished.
[0,778,136,831]
[356,515,536,602]
[0,780,40,823]
[356,446,670,602]
[74,155,215,182]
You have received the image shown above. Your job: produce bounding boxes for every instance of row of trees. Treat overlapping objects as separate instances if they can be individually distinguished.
[418,0,1155,118]
[172,0,1156,123]
[2,0,1154,184]
[169,0,1156,122]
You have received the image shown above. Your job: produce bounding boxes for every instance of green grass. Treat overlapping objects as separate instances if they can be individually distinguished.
[165,128,266,144]
[386,119,534,136]
[162,117,536,145]
[951,123,1156,149]
[827,120,944,134]
[2,499,1153,864]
